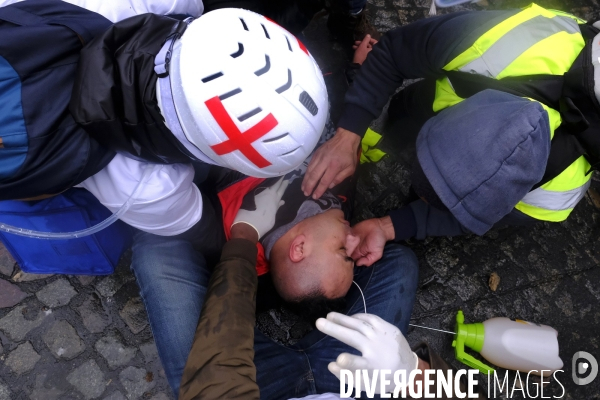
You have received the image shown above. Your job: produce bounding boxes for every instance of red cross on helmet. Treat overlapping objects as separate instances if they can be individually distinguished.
[167,8,328,178]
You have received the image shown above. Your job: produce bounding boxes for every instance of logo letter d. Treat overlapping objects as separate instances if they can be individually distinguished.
[572,351,598,386]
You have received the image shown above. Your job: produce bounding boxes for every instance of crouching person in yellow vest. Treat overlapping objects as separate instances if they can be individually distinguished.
[298,4,600,265]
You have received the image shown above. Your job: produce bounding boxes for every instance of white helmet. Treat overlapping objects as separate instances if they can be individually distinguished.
[168,8,328,178]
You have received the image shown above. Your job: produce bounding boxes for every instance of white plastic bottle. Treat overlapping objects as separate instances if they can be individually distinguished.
[453,311,564,375]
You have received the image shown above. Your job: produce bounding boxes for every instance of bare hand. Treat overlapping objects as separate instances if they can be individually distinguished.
[301,128,361,199]
[352,35,378,65]
[350,216,395,266]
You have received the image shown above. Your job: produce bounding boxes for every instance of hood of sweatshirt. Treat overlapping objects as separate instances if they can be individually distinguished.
[416,89,551,235]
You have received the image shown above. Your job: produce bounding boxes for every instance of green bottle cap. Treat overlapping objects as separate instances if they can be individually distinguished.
[452,310,494,375]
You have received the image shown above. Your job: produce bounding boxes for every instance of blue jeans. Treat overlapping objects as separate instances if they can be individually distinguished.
[132,233,418,397]
[254,243,419,399]
[130,230,212,394]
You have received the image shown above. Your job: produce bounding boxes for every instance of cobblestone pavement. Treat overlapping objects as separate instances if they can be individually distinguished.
[1,1,600,399]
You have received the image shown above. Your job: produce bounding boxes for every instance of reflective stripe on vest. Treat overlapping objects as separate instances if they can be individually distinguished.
[443,4,585,78]
[515,156,591,221]
[432,3,590,222]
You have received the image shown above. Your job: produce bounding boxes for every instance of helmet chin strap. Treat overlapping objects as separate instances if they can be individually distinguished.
[154,35,217,166]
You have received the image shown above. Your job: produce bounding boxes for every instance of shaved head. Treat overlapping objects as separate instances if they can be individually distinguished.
[268,209,358,302]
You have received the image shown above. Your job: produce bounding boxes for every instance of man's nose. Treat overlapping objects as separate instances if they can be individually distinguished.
[345,234,360,257]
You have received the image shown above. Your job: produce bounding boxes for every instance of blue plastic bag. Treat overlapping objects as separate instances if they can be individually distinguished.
[0,188,132,275]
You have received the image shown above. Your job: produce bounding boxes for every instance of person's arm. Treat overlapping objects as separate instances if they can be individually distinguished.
[303,9,521,199]
[339,9,519,137]
[345,35,378,85]
[350,202,467,264]
[352,199,539,266]
[390,200,470,241]
[179,224,260,400]
[316,313,487,399]
[179,178,289,399]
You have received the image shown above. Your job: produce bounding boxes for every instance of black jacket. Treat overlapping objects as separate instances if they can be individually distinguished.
[70,13,197,164]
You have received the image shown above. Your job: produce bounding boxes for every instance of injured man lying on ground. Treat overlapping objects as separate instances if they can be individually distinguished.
[209,120,361,319]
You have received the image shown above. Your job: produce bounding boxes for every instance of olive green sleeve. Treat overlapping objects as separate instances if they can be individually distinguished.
[179,239,259,400]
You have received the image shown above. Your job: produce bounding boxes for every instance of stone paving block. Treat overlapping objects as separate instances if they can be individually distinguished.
[0,278,28,308]
[0,379,11,400]
[95,271,134,298]
[77,275,96,286]
[585,279,600,301]
[43,320,85,360]
[0,304,47,341]
[67,360,106,400]
[5,342,40,375]
[77,294,110,333]
[28,373,64,400]
[150,393,170,400]
[139,341,158,362]
[0,245,15,277]
[95,335,136,369]
[12,270,53,282]
[119,366,156,399]
[446,274,487,302]
[103,391,127,400]
[36,278,77,308]
[119,297,148,334]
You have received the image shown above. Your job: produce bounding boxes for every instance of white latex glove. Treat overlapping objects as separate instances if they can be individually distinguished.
[232,177,289,239]
[316,312,419,395]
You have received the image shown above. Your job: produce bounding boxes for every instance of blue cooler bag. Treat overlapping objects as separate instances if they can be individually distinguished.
[0,188,132,275]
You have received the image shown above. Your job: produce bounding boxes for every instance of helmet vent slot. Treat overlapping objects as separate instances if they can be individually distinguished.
[230,43,244,58]
[279,147,300,156]
[263,133,289,143]
[238,107,262,122]
[254,55,271,76]
[275,69,292,94]
[299,91,318,115]
[219,88,242,101]
[239,18,248,31]
[202,72,223,83]
[285,36,293,52]
[261,24,270,39]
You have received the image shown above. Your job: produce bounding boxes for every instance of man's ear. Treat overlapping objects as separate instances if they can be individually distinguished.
[289,234,307,262]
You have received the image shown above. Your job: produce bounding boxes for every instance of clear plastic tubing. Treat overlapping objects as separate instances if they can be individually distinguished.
[0,163,156,240]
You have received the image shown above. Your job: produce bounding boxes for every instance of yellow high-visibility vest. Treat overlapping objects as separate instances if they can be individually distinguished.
[433,4,591,222]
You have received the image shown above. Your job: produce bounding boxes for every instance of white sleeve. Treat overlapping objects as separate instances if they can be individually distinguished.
[76,154,203,236]
[61,0,204,22]
[0,0,204,23]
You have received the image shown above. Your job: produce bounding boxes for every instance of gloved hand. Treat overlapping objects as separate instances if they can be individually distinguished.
[315,312,419,395]
[232,176,289,239]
